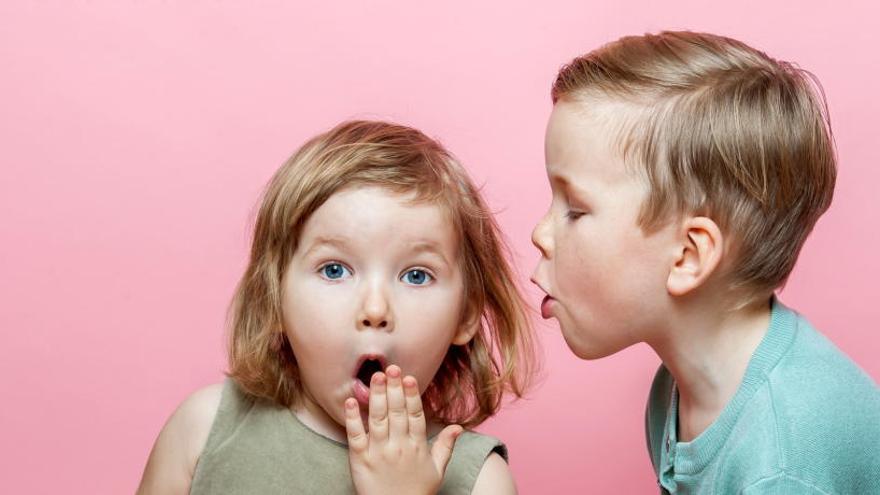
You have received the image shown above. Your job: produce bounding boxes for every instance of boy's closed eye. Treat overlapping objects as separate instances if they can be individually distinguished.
[549,175,592,221]
[563,193,590,221]
[565,210,587,221]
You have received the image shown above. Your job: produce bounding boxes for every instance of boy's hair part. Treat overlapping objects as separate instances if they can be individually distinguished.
[552,31,836,303]
[227,120,536,427]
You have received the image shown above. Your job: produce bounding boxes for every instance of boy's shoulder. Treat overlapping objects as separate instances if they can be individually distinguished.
[765,305,880,436]
[757,307,880,491]
[769,306,878,411]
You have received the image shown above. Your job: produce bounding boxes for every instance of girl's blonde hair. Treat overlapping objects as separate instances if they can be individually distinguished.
[227,120,536,427]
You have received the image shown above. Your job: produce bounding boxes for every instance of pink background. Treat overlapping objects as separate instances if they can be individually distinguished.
[2,1,878,493]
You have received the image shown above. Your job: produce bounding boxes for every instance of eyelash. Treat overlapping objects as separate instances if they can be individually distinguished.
[401,268,435,286]
[565,210,586,221]
[316,263,436,285]
[318,262,352,281]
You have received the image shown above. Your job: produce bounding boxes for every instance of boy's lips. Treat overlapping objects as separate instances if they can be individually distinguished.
[532,278,556,319]
[541,295,556,319]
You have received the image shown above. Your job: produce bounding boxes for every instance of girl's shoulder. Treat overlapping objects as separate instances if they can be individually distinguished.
[172,383,225,460]
[136,383,224,495]
[472,451,515,494]
[441,430,515,494]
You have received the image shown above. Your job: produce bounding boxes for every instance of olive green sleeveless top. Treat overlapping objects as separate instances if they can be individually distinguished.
[190,379,508,494]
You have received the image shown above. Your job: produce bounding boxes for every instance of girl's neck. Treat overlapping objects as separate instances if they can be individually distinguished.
[291,397,349,444]
[650,297,772,442]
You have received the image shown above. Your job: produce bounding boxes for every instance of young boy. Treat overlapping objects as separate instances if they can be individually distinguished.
[531,31,880,493]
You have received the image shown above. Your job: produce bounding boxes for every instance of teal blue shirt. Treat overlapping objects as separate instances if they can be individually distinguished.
[645,299,880,494]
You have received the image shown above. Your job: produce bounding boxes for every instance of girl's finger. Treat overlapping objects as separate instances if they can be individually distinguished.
[344,398,368,454]
[403,375,427,440]
[368,371,389,443]
[385,365,408,438]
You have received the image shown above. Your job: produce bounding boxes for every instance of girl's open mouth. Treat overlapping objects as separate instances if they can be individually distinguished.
[351,354,387,406]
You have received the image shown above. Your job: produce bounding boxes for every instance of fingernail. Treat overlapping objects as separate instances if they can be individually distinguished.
[372,372,385,384]
[386,365,400,378]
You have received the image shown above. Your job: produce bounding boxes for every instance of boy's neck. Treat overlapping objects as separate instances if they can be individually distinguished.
[650,296,773,442]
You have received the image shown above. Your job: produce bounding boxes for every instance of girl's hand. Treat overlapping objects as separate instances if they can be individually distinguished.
[345,365,462,495]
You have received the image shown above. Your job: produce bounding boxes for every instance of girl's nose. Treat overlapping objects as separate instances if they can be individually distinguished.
[357,282,394,331]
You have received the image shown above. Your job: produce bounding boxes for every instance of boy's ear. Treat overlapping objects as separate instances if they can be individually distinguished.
[667,216,724,297]
[452,308,481,346]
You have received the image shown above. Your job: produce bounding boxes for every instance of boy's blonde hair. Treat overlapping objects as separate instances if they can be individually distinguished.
[553,31,836,302]
[227,120,535,427]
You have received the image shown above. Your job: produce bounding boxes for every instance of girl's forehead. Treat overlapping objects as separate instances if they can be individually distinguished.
[297,186,461,255]
[315,186,451,223]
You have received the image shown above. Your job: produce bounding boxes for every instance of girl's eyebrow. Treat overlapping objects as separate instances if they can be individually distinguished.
[302,236,452,268]
[302,235,350,257]
[407,241,452,269]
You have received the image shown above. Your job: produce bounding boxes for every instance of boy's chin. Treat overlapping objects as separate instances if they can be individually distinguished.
[571,346,615,361]
[562,331,625,360]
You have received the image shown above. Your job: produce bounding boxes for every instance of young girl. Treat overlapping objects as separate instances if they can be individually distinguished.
[137,120,535,494]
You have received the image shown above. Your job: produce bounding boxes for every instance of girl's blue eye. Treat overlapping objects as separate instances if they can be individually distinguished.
[321,263,351,280]
[402,269,433,286]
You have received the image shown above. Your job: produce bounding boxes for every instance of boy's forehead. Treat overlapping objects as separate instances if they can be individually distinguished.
[548,97,641,142]
[546,98,645,182]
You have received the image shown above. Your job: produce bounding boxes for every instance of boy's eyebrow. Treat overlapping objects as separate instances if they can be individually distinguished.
[547,166,576,188]
[548,169,591,200]
[548,169,569,187]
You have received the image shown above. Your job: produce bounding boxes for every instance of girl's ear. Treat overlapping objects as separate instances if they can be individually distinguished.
[666,216,724,297]
[452,307,481,346]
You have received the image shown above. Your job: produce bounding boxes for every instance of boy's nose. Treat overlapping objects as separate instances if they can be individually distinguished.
[357,282,394,331]
[531,213,553,258]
